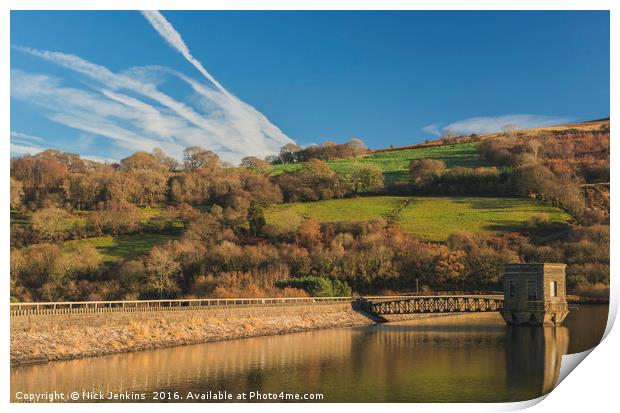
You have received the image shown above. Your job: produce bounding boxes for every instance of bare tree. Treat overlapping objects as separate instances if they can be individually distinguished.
[183,146,221,170]
[152,147,179,171]
[240,156,270,173]
[440,129,456,144]
[502,124,520,137]
[10,177,24,210]
[264,154,279,165]
[527,140,541,160]
[279,143,302,164]
[346,138,368,158]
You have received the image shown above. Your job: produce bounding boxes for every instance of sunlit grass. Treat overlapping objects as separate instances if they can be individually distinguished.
[396,197,572,241]
[64,232,182,262]
[266,196,405,230]
[266,196,572,241]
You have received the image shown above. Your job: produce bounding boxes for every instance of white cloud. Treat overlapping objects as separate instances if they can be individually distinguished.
[11,131,52,155]
[11,70,169,150]
[141,11,228,96]
[15,47,234,140]
[12,42,294,162]
[11,129,115,162]
[10,131,45,144]
[443,114,572,135]
[140,11,293,155]
[170,69,289,156]
[422,124,441,137]
[11,143,46,156]
[80,154,118,163]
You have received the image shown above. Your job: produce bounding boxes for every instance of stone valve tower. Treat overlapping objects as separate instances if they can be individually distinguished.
[501,263,569,326]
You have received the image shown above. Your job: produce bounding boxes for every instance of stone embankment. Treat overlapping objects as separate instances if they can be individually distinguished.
[11,303,439,366]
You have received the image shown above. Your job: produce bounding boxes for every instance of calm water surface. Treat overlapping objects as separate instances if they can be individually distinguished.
[11,304,608,403]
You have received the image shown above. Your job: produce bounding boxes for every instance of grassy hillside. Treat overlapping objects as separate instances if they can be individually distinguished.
[271,142,490,186]
[13,207,182,263]
[265,196,406,230]
[266,196,571,241]
[65,232,182,263]
[269,119,609,187]
[395,197,571,241]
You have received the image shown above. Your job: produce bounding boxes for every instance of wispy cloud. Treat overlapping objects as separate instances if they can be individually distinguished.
[11,131,45,144]
[141,11,229,96]
[422,114,573,136]
[421,124,441,137]
[11,143,46,156]
[15,47,238,146]
[11,131,50,155]
[140,11,293,154]
[12,37,294,162]
[11,69,175,152]
[11,130,116,163]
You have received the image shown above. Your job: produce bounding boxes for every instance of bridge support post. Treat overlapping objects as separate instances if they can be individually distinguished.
[500,263,569,326]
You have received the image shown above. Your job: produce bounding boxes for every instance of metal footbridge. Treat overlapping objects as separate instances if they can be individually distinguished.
[355,295,504,316]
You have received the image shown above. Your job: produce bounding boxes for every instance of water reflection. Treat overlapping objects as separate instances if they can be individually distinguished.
[11,305,607,403]
[505,326,569,397]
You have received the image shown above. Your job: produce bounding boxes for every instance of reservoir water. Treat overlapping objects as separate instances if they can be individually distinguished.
[11,304,608,403]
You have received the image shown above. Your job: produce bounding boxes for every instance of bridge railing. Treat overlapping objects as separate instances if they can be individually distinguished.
[10,294,506,317]
[9,296,355,317]
[358,295,505,315]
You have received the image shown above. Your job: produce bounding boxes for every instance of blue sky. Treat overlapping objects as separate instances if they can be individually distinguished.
[10,10,609,163]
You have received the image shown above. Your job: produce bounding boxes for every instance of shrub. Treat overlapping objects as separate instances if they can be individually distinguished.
[10,177,24,210]
[345,163,384,194]
[409,159,446,185]
[247,200,267,236]
[275,276,352,297]
[144,246,182,298]
[88,200,141,235]
[31,207,71,241]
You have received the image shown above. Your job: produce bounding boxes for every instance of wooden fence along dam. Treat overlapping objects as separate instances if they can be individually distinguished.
[11,263,570,327]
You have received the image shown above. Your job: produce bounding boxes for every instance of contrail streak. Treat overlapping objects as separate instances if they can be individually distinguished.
[12,12,294,163]
[140,10,295,156]
[141,11,230,97]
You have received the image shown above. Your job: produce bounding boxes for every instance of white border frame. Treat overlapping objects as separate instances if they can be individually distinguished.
[1,1,616,412]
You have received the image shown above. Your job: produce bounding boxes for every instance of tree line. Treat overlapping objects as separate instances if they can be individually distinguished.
[10,126,610,302]
[10,212,608,302]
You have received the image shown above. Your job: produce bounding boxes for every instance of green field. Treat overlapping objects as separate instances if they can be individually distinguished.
[65,232,182,263]
[266,196,572,241]
[266,196,406,230]
[395,197,572,241]
[270,142,491,186]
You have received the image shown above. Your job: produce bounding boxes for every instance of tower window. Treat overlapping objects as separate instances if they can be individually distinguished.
[550,281,558,297]
[527,280,537,300]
